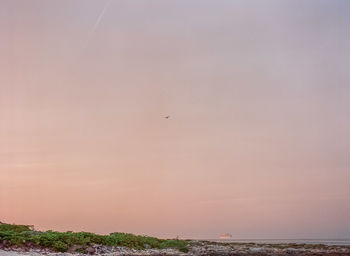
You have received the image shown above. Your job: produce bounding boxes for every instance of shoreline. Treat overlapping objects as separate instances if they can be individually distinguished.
[2,223,350,255]
[1,240,350,256]
[208,239,350,246]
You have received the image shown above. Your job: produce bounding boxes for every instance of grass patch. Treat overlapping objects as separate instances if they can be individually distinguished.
[0,222,188,253]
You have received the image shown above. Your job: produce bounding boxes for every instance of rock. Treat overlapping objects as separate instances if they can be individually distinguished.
[86,246,95,254]
[67,244,84,253]
[144,243,151,249]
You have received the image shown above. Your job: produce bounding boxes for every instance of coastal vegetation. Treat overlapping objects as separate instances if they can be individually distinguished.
[1,222,349,255]
[0,222,188,253]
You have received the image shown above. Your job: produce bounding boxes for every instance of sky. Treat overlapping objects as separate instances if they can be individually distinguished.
[0,0,350,239]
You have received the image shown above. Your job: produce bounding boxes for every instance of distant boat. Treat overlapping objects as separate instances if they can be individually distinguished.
[219,233,232,239]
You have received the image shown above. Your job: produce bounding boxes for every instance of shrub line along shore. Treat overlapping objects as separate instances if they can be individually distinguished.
[0,222,188,253]
[1,222,350,256]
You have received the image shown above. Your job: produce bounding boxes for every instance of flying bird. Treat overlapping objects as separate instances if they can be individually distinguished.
[165,116,170,119]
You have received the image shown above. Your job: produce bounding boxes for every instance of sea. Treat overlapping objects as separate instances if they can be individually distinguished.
[208,239,350,246]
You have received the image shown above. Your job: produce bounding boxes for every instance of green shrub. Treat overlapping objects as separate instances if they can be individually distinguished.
[52,241,68,252]
[0,222,189,253]
[0,224,32,233]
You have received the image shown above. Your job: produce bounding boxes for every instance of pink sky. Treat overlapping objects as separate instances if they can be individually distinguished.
[1,0,350,239]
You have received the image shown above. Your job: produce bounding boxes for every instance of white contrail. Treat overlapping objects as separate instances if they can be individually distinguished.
[83,0,112,50]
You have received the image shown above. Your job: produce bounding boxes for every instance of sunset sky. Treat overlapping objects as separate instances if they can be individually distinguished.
[1,0,350,239]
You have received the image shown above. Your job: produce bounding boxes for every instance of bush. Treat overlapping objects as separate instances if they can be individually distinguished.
[0,222,189,253]
[52,241,68,252]
[0,224,32,233]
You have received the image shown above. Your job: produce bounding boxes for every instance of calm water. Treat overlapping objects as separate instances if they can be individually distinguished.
[208,239,350,246]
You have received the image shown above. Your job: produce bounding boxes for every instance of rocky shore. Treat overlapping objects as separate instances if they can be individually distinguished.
[1,240,350,256]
